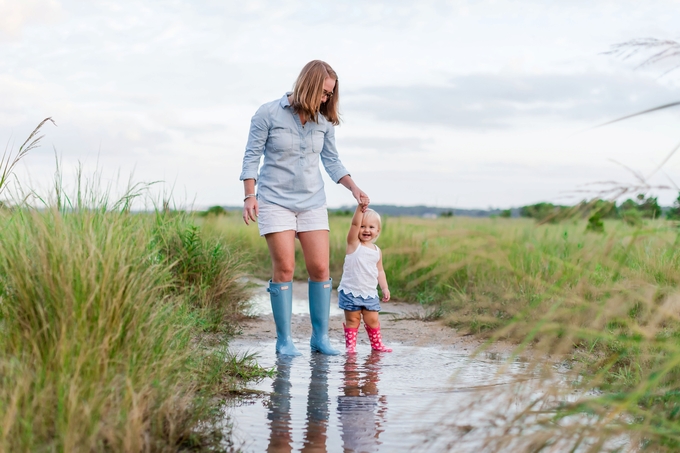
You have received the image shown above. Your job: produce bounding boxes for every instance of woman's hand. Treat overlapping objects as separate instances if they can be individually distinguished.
[338,175,370,210]
[381,288,390,302]
[352,187,369,210]
[243,197,258,225]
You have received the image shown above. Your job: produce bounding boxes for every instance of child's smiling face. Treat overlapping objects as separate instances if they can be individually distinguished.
[359,218,380,243]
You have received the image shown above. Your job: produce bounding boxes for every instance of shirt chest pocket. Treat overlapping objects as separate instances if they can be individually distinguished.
[311,130,324,153]
[268,128,292,151]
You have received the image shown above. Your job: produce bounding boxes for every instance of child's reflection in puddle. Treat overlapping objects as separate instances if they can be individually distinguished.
[338,352,387,453]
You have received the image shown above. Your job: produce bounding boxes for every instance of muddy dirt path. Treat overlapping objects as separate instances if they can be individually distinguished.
[236,279,506,353]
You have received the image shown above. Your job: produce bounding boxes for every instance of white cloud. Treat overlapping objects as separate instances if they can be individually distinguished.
[347,71,680,129]
[0,0,62,40]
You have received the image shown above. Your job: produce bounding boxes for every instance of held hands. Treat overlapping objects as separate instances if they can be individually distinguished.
[339,175,369,211]
[352,187,370,212]
[381,288,390,302]
[243,197,258,225]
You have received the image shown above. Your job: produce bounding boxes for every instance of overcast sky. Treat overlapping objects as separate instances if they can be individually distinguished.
[2,0,680,209]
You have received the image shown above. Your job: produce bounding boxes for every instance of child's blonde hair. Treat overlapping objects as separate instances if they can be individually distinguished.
[363,208,382,242]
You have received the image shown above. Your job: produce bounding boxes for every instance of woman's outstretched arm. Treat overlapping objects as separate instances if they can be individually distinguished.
[338,175,369,207]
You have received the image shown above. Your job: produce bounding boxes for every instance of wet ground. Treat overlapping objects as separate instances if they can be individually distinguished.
[223,281,546,452]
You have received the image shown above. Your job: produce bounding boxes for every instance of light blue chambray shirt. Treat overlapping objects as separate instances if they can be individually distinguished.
[239,93,350,212]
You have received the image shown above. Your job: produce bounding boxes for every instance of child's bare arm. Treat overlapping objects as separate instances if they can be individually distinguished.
[346,204,365,251]
[377,252,390,302]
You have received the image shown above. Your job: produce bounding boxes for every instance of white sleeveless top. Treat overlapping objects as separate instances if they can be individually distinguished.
[337,244,380,299]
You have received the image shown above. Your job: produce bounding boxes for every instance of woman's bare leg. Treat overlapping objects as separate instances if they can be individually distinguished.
[299,229,339,355]
[265,230,297,282]
[297,230,330,282]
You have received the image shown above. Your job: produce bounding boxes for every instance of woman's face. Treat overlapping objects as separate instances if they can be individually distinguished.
[321,77,336,103]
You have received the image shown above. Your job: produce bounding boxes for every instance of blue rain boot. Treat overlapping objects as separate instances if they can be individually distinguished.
[268,280,301,356]
[308,278,341,355]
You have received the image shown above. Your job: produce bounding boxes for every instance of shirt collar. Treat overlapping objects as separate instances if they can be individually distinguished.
[280,92,292,108]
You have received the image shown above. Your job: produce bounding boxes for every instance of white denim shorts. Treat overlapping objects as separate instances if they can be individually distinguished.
[257,200,329,236]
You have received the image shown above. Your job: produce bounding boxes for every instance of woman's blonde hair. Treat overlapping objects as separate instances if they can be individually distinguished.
[290,60,340,126]
[363,208,382,242]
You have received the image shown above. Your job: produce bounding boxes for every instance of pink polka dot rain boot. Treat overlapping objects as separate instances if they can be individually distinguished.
[365,323,392,352]
[343,323,358,354]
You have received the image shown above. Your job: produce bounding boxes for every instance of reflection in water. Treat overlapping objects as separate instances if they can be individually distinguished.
[267,356,294,452]
[266,355,334,453]
[302,355,330,452]
[265,353,387,452]
[232,343,538,452]
[338,352,387,453]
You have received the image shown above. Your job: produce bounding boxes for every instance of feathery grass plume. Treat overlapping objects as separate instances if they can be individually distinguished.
[591,39,680,198]
[0,118,56,197]
[605,38,680,75]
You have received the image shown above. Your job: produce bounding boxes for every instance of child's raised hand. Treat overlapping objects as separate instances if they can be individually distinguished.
[359,198,369,212]
[381,289,390,302]
[352,187,370,206]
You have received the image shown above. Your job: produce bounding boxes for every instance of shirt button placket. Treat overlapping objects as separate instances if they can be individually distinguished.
[299,127,306,165]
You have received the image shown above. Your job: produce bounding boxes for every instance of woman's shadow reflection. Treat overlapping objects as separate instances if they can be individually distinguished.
[266,354,333,453]
[266,355,295,453]
[266,353,386,453]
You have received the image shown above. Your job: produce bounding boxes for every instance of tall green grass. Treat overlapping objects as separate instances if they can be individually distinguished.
[0,192,268,451]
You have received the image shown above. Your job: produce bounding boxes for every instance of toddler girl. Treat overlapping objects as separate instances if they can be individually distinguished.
[337,203,392,353]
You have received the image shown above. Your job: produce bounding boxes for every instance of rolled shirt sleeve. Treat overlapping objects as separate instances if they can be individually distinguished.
[320,122,350,183]
[239,105,270,182]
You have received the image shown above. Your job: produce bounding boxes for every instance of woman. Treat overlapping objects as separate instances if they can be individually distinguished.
[240,60,369,356]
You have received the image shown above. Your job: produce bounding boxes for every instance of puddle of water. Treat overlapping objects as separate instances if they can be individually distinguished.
[225,340,536,452]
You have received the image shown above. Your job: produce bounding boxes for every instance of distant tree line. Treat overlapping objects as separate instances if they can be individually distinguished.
[518,193,679,231]
[194,193,680,227]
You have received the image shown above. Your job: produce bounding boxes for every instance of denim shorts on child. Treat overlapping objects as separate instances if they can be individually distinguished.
[257,199,329,236]
[338,289,381,312]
